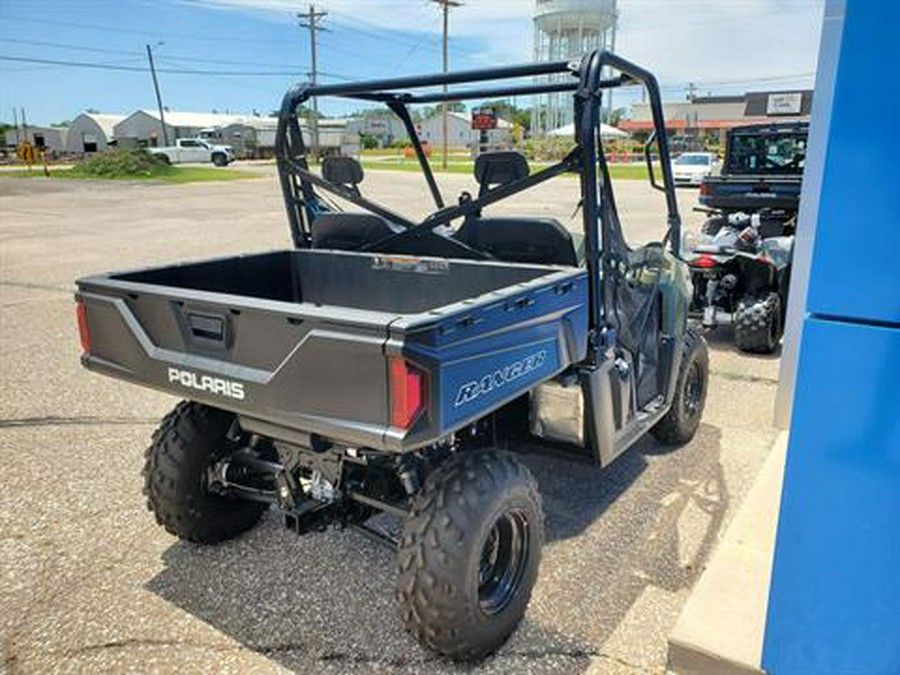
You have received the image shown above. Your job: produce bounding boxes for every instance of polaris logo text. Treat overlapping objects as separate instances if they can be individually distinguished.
[167,367,245,401]
[454,350,547,407]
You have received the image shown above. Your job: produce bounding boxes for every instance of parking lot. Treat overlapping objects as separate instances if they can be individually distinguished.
[0,168,780,674]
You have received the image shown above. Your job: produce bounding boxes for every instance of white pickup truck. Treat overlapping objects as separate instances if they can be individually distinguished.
[149,138,234,166]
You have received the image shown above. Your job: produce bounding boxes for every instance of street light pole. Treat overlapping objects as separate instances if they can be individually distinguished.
[146,43,169,146]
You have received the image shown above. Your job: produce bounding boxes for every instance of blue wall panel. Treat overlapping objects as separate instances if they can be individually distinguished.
[764,318,900,673]
[804,1,900,325]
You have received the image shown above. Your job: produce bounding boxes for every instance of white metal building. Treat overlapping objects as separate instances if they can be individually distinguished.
[113,110,249,147]
[64,112,125,154]
[4,125,68,153]
[200,116,280,158]
[418,112,513,149]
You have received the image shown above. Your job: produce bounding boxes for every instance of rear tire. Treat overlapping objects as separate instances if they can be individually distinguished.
[651,328,709,445]
[734,292,781,354]
[396,449,543,661]
[212,153,228,167]
[143,401,267,544]
[156,154,171,165]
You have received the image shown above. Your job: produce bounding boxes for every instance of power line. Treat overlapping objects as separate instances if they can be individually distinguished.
[0,12,299,45]
[0,55,302,76]
[0,37,309,70]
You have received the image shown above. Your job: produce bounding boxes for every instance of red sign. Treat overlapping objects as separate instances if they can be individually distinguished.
[471,110,497,130]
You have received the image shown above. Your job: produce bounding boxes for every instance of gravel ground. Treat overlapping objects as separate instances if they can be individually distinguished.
[0,168,780,674]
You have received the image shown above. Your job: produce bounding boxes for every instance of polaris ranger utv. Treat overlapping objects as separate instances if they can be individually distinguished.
[685,122,807,353]
[75,51,708,660]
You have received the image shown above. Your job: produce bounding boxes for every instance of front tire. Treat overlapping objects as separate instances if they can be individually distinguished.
[651,328,709,445]
[734,292,782,354]
[143,401,268,544]
[212,152,228,167]
[396,449,543,661]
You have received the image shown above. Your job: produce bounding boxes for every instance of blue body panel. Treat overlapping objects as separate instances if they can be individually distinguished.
[389,269,589,450]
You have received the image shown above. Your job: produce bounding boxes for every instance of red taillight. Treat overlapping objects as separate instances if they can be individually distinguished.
[390,357,425,429]
[692,254,719,268]
[76,299,90,353]
[699,182,710,197]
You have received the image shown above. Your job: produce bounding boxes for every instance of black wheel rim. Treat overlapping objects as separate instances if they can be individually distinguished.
[683,360,704,419]
[478,510,529,615]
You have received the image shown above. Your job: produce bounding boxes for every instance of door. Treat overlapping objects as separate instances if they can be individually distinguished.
[178,139,204,163]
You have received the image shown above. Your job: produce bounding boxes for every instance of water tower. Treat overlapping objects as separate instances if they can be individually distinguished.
[533,0,618,134]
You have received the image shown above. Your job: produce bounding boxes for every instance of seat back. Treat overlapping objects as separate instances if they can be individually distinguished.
[474,151,529,197]
[312,212,401,251]
[322,156,364,196]
[458,151,576,266]
[455,217,578,266]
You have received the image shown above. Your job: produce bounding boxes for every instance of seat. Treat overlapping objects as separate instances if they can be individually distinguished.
[454,151,578,266]
[313,156,404,251]
[312,212,402,251]
[455,217,578,266]
[321,156,364,196]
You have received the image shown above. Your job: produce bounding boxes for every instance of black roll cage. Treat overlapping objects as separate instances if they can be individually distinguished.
[275,50,681,357]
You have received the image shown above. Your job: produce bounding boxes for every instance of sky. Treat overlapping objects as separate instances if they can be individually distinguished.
[0,0,825,126]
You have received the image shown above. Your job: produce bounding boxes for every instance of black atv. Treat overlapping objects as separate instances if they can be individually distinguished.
[689,122,807,353]
[685,211,793,353]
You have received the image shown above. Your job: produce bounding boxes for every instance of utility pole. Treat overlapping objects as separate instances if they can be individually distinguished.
[432,0,461,169]
[687,81,697,102]
[298,5,329,157]
[146,44,169,146]
[12,107,20,146]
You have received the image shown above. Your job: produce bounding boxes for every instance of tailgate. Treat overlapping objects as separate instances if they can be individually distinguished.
[700,176,802,210]
[76,276,396,449]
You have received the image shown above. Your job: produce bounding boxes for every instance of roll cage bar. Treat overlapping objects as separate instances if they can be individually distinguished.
[275,50,681,359]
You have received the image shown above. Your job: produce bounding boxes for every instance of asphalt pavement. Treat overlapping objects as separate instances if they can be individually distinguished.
[0,168,780,674]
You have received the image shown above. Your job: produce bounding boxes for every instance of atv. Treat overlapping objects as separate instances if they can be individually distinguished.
[689,122,807,353]
[686,211,793,353]
[75,51,708,660]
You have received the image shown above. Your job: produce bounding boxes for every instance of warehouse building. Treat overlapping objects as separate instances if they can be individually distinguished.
[64,112,124,154]
[199,116,279,159]
[113,110,249,147]
[4,125,68,154]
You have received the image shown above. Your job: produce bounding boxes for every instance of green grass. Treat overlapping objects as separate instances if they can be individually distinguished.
[0,149,256,183]
[360,158,653,180]
[2,164,256,183]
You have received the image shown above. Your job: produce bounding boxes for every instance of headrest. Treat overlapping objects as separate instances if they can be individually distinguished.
[322,156,364,186]
[474,151,529,188]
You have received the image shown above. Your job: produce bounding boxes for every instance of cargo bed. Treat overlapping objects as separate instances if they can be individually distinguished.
[77,249,589,451]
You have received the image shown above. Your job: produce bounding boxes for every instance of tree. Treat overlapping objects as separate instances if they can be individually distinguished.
[480,99,531,131]
[601,107,627,127]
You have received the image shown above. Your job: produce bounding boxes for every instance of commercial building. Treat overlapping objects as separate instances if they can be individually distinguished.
[622,89,813,144]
